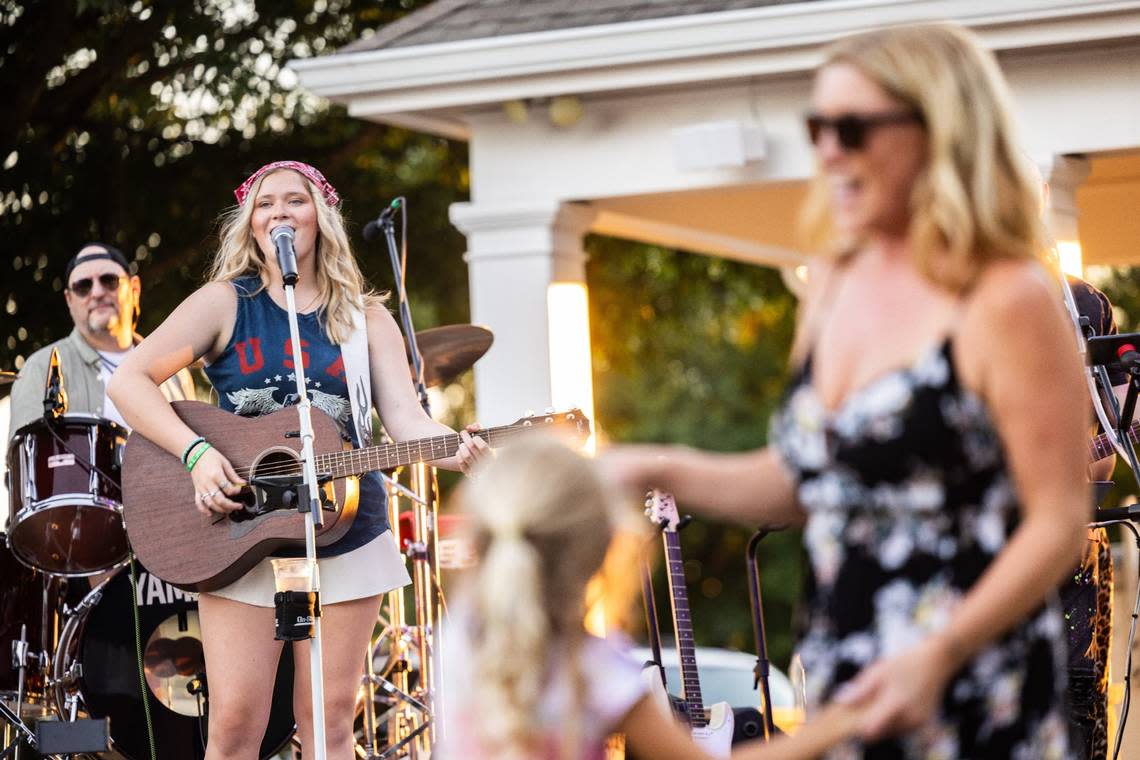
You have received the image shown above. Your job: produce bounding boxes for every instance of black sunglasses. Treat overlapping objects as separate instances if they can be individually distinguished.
[805,111,924,151]
[67,273,125,298]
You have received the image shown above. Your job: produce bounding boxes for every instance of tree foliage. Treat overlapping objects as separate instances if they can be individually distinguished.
[588,235,803,664]
[1,0,468,370]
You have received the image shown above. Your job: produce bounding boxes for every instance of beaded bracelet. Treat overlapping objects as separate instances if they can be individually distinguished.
[181,436,207,465]
[185,443,213,473]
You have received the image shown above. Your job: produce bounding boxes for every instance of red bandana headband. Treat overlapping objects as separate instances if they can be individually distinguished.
[233,160,340,208]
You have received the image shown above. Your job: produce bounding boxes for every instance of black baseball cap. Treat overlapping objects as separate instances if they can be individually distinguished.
[64,243,131,283]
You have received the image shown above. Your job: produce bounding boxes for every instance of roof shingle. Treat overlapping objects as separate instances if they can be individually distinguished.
[343,0,826,53]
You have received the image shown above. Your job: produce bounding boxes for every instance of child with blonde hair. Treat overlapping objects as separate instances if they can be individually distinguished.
[437,436,858,760]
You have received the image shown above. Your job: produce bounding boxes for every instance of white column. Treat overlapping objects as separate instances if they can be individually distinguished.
[1039,154,1091,275]
[449,201,596,428]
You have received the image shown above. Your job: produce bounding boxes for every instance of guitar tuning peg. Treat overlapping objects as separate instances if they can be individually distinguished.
[643,507,652,517]
[523,409,535,417]
[544,406,555,414]
[644,497,653,508]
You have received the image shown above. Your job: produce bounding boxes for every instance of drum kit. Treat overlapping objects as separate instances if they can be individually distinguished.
[0,325,492,759]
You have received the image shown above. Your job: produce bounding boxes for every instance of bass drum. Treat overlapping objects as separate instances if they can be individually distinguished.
[54,563,295,759]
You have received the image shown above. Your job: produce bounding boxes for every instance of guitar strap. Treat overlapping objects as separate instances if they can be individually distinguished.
[341,308,374,446]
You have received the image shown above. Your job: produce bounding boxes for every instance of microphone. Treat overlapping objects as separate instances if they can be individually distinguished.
[43,346,68,419]
[1117,343,1140,374]
[270,225,298,286]
[362,198,403,242]
[1092,503,1140,523]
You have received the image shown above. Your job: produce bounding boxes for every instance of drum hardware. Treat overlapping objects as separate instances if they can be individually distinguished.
[0,697,39,758]
[354,471,435,759]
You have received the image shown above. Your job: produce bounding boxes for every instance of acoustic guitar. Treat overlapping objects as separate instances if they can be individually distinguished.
[121,400,589,591]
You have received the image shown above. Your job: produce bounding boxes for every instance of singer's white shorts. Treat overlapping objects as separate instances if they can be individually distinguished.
[201,529,411,607]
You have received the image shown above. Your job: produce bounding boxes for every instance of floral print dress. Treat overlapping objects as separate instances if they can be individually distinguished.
[770,338,1070,759]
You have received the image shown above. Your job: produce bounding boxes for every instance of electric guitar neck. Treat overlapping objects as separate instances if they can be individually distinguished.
[646,489,733,757]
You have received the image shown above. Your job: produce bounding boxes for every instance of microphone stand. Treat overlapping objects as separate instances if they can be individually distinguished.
[376,198,440,756]
[278,255,330,760]
[640,533,669,691]
[746,530,777,741]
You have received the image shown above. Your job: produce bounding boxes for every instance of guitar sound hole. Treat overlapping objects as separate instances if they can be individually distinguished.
[231,449,304,521]
[256,450,301,477]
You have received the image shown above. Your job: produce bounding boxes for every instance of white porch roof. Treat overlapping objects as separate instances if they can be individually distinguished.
[293,0,1140,267]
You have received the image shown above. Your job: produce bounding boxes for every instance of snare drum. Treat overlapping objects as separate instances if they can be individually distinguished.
[7,415,130,576]
[54,563,295,760]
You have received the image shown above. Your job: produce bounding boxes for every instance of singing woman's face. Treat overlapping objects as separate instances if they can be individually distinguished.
[250,170,319,269]
[809,63,928,240]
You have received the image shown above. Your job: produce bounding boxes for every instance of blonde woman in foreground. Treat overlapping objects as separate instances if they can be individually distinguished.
[602,23,1087,759]
[436,436,861,760]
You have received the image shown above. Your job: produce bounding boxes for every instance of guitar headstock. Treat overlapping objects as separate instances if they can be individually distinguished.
[511,408,592,445]
[644,489,681,532]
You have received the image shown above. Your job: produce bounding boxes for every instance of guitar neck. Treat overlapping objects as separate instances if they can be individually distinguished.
[316,424,518,479]
[1088,420,1140,464]
[663,529,707,726]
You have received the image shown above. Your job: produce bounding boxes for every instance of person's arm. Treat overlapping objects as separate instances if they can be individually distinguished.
[596,257,837,529]
[108,281,245,513]
[620,694,862,760]
[599,445,805,529]
[364,304,488,473]
[837,261,1089,740]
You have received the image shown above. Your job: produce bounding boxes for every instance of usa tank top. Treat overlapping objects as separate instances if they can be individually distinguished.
[203,276,388,557]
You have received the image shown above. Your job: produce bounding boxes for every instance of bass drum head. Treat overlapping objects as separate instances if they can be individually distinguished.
[74,566,295,760]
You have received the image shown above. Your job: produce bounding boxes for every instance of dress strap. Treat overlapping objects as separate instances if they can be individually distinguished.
[794,256,851,370]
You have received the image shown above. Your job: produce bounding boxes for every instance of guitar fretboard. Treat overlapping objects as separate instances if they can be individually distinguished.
[315,422,560,479]
[1088,421,1140,464]
[664,528,707,727]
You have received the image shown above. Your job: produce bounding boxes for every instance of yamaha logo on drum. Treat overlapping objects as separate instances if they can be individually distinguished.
[133,570,198,606]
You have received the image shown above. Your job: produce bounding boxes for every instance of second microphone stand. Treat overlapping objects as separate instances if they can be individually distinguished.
[375,199,442,758]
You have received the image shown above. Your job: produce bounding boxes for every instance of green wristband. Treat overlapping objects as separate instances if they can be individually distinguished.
[181,436,207,465]
[185,442,212,472]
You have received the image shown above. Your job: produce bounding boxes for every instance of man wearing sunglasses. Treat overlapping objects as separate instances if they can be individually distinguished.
[8,243,193,436]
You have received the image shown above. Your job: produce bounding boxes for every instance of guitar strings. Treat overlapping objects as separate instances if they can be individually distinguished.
[217,425,546,482]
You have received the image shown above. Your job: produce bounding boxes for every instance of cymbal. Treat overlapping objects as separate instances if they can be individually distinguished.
[411,325,493,387]
[0,371,16,386]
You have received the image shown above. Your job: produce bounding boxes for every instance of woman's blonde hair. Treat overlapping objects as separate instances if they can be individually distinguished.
[457,436,640,759]
[209,168,387,343]
[799,23,1048,291]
